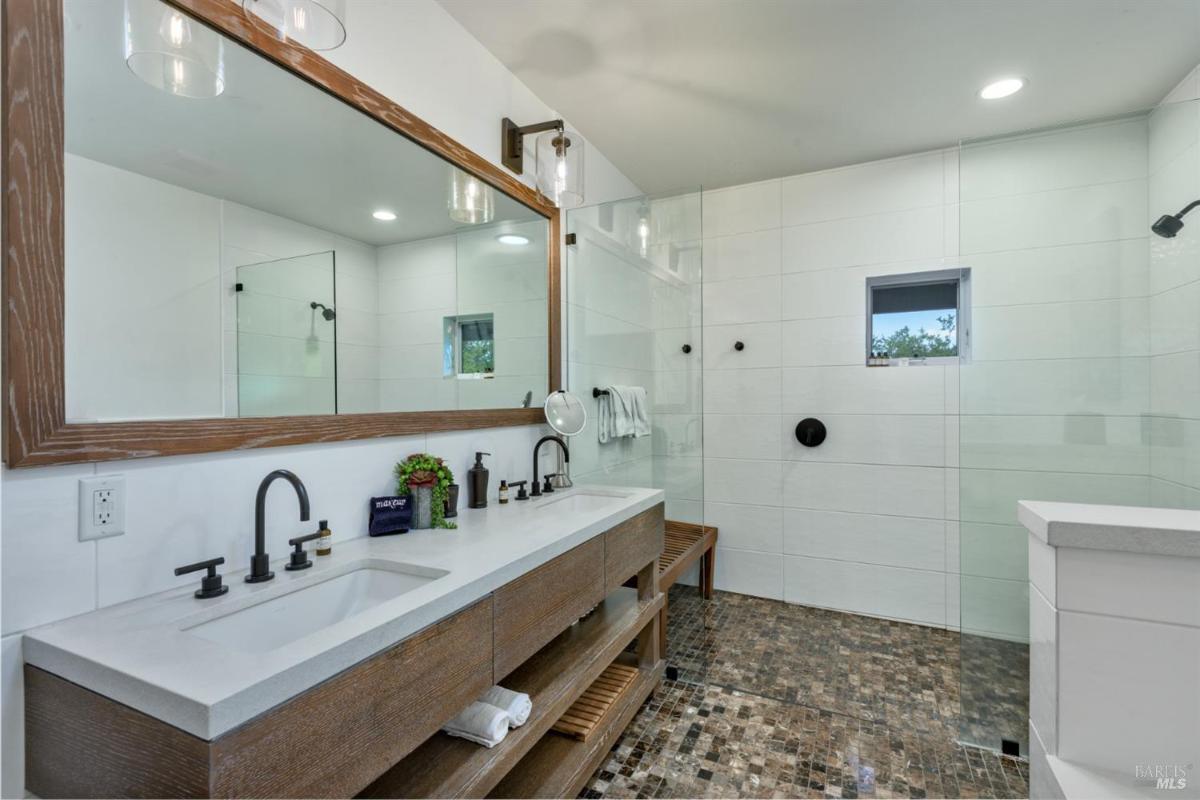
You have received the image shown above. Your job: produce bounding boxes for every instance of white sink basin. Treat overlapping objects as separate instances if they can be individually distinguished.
[184,563,447,654]
[535,490,629,514]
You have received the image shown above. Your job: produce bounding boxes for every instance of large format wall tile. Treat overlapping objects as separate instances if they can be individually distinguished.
[960,117,1148,201]
[782,462,946,518]
[782,365,945,415]
[780,413,946,467]
[784,555,946,627]
[960,179,1148,254]
[780,150,946,226]
[782,509,945,572]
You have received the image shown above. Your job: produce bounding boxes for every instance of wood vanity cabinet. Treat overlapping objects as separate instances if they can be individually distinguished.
[24,503,666,799]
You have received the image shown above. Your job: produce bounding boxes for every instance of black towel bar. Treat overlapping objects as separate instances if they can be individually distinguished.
[592,388,610,398]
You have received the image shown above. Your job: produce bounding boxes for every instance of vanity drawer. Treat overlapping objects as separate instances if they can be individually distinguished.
[493,537,605,678]
[211,596,494,798]
[604,503,665,595]
[25,598,494,799]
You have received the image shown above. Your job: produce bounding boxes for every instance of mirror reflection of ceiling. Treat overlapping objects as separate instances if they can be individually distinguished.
[63,0,541,247]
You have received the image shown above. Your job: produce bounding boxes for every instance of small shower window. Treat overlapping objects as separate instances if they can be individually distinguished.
[866,268,970,363]
[443,313,495,378]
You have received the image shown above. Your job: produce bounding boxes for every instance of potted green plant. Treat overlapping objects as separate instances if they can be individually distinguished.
[394,454,456,529]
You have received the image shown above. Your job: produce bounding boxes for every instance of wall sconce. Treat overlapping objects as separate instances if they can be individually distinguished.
[501,118,585,208]
[243,0,347,51]
[448,168,496,224]
[124,0,225,98]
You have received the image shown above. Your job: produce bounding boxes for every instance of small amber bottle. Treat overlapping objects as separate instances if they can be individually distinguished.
[315,520,332,556]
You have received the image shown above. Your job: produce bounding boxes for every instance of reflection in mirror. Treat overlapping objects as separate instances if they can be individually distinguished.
[62,0,549,422]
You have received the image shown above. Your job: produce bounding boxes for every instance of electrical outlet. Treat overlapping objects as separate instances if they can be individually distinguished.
[79,475,126,541]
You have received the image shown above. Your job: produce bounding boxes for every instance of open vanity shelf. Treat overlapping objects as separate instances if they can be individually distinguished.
[362,588,663,799]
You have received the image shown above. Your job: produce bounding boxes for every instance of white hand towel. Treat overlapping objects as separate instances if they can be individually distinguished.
[597,385,650,443]
[441,701,509,748]
[480,685,532,728]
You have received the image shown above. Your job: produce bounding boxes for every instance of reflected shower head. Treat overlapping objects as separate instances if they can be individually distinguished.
[310,301,335,321]
[1152,199,1200,238]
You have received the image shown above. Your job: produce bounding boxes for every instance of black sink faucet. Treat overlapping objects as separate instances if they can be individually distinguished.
[247,469,311,583]
[531,435,569,497]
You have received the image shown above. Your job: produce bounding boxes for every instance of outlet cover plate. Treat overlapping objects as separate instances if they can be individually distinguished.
[78,475,126,541]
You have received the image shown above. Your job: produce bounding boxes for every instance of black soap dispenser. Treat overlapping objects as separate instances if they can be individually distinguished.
[468,452,491,509]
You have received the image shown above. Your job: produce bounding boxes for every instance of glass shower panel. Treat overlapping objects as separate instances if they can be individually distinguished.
[1148,96,1200,512]
[956,113,1159,754]
[565,190,704,523]
[236,250,337,416]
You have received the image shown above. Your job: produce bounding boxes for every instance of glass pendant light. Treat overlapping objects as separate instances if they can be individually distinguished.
[635,201,652,258]
[534,127,584,208]
[448,169,496,225]
[124,0,225,99]
[243,0,347,51]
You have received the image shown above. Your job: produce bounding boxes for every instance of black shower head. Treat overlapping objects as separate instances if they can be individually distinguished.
[310,301,336,321]
[1152,214,1185,238]
[1152,199,1200,238]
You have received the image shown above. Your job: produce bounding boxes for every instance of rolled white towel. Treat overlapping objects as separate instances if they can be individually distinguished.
[480,685,532,728]
[441,701,509,748]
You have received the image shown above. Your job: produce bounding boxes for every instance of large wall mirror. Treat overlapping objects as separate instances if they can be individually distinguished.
[3,0,559,465]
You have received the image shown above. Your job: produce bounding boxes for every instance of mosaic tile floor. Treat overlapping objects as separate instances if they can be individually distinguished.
[582,587,1029,799]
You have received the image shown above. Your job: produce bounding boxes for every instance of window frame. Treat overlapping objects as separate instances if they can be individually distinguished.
[444,313,496,379]
[864,267,971,365]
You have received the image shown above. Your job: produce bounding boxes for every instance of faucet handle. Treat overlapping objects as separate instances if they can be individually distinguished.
[511,480,529,501]
[541,474,558,494]
[175,557,229,599]
[286,532,321,571]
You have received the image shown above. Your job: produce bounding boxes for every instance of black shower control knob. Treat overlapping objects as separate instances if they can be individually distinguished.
[681,344,692,354]
[734,341,745,351]
[794,418,827,447]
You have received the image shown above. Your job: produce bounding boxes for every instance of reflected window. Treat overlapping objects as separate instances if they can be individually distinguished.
[444,313,495,378]
[866,269,970,362]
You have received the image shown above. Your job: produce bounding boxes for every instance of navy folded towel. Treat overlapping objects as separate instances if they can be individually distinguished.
[369,496,411,536]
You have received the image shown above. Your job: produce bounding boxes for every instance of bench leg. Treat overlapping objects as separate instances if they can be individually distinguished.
[701,547,715,599]
[659,591,669,657]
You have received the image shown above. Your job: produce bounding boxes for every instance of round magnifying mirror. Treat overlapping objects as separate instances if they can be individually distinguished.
[544,390,587,436]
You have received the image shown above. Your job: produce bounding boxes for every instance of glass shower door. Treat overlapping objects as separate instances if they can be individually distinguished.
[235,250,337,416]
[564,190,704,524]
[955,111,1174,754]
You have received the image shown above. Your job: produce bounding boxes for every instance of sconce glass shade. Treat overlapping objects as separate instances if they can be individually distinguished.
[635,201,652,258]
[448,169,496,224]
[243,0,347,51]
[535,127,584,208]
[124,0,225,99]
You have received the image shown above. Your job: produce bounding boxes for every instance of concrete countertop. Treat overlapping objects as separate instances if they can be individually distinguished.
[1018,500,1200,558]
[22,485,664,740]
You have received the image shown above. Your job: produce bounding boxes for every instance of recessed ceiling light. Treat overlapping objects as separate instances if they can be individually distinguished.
[979,77,1025,100]
[372,209,397,221]
[496,234,530,246]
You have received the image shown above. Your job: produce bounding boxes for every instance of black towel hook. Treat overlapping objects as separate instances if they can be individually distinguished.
[734,341,745,351]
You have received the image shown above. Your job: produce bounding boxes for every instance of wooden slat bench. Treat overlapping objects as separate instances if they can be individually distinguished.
[658,520,718,654]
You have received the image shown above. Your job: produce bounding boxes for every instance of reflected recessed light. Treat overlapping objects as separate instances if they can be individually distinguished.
[496,234,530,246]
[372,209,397,221]
[979,77,1025,100]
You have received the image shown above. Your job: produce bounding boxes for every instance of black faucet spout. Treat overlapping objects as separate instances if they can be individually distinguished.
[248,469,311,583]
[532,435,570,496]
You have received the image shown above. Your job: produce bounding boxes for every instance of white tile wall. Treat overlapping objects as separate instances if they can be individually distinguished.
[701,149,961,629]
[1149,90,1200,508]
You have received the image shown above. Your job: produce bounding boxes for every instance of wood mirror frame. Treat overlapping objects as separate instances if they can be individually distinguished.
[1,0,561,468]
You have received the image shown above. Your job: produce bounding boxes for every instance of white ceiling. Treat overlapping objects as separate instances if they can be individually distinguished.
[438,0,1200,193]
[65,0,539,247]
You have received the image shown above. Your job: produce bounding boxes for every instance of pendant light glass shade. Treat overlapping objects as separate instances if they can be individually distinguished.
[243,0,347,51]
[124,0,225,99]
[534,127,584,208]
[448,169,496,224]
